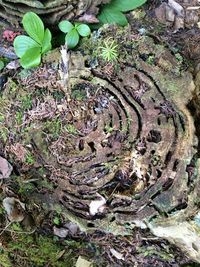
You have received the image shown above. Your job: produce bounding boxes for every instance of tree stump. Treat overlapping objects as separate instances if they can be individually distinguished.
[33,30,200,261]
[1,26,200,263]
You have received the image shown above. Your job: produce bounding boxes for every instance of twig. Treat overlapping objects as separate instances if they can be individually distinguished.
[59,45,70,101]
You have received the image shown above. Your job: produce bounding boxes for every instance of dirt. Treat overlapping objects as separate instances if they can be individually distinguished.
[0,1,200,267]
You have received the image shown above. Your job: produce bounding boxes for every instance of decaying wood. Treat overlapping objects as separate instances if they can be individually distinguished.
[1,24,200,262]
[25,35,200,261]
[0,0,111,26]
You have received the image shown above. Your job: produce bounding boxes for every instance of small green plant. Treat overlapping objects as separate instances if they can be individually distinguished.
[53,216,61,226]
[25,151,35,165]
[104,124,114,133]
[98,0,147,26]
[0,60,4,71]
[14,12,52,69]
[99,38,118,62]
[58,20,91,49]
[15,111,23,125]
[64,124,78,135]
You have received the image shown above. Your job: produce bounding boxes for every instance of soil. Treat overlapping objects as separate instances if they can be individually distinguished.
[0,1,200,267]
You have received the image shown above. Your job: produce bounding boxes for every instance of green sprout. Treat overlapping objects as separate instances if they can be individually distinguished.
[25,151,35,165]
[14,12,52,69]
[99,38,118,62]
[58,20,91,49]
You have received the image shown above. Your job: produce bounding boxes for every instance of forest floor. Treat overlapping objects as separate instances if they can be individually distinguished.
[0,1,200,266]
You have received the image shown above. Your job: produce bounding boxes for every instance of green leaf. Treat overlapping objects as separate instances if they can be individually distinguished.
[20,47,41,69]
[0,60,4,71]
[65,29,80,49]
[77,24,91,37]
[98,7,128,26]
[14,35,40,58]
[41,28,52,54]
[58,20,74,33]
[53,216,60,225]
[22,12,44,44]
[107,0,147,12]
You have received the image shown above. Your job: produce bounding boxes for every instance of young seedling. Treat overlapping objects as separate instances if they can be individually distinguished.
[14,12,52,69]
[99,38,119,62]
[58,20,91,49]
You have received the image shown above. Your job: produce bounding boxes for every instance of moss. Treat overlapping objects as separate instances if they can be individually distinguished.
[0,127,9,142]
[0,96,10,113]
[0,113,5,123]
[52,90,65,102]
[15,111,23,125]
[19,95,33,111]
[44,118,62,139]
[104,124,113,134]
[3,78,19,100]
[18,69,33,80]
[24,151,35,165]
[71,89,87,101]
[137,245,174,261]
[18,181,35,196]
[165,82,180,94]
[2,234,78,267]
[80,25,129,65]
[0,252,12,267]
[64,124,78,135]
[38,177,54,190]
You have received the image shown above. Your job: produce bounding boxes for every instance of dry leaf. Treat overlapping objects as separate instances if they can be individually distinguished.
[3,197,25,222]
[53,226,69,238]
[76,256,93,267]
[0,156,13,179]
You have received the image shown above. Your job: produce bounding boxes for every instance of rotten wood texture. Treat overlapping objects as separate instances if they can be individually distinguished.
[51,62,196,223]
[0,0,111,26]
[155,0,200,30]
[27,35,197,232]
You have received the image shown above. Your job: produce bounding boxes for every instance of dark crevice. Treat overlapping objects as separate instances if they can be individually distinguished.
[164,151,173,166]
[168,201,188,214]
[162,178,174,191]
[92,70,142,140]
[147,130,162,143]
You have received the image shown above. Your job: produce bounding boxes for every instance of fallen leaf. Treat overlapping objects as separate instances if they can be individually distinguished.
[6,60,20,70]
[53,226,69,238]
[64,222,80,235]
[76,256,93,267]
[0,156,13,179]
[168,0,184,16]
[3,197,25,222]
